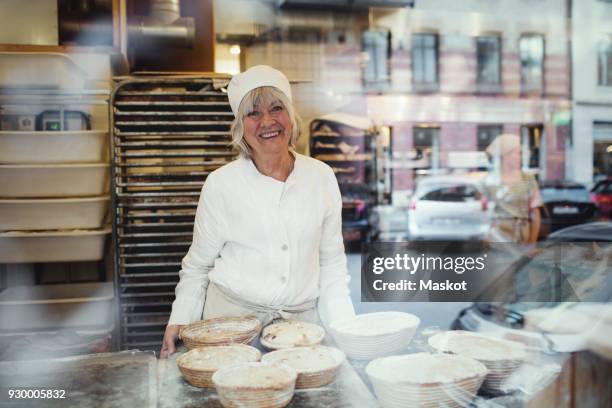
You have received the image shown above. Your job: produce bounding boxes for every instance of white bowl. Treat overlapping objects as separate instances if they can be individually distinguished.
[428,331,526,392]
[329,312,420,360]
[366,353,488,408]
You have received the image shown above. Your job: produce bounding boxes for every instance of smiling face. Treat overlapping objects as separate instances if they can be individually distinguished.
[229,86,297,160]
[243,97,292,158]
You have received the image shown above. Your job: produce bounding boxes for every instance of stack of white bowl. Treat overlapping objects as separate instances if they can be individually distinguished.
[366,353,488,408]
[329,312,420,360]
[428,331,527,393]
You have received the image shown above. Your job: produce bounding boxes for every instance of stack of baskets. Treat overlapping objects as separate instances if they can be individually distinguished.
[428,330,527,394]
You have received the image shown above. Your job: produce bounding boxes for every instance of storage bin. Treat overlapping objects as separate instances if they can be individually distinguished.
[0,228,110,263]
[0,163,109,198]
[0,282,114,331]
[0,131,108,163]
[0,196,109,231]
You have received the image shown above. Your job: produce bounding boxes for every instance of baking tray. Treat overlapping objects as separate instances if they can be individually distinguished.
[0,130,109,163]
[0,282,114,332]
[0,227,110,263]
[0,196,109,231]
[0,163,109,198]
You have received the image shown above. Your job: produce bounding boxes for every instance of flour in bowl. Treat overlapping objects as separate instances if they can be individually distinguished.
[261,321,324,348]
[213,363,296,388]
[429,331,527,361]
[179,345,260,370]
[261,346,342,373]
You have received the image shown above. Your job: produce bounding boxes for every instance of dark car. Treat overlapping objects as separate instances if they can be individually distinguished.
[452,222,612,353]
[538,181,598,239]
[591,178,612,219]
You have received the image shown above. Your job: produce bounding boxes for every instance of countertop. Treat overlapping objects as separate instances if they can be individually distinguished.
[159,345,379,408]
[0,347,379,407]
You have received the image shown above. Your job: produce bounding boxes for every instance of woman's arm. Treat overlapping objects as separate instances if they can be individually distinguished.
[161,175,226,357]
[318,169,356,329]
[527,176,543,244]
[528,206,541,244]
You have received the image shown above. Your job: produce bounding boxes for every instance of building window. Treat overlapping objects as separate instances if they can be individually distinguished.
[593,122,612,180]
[476,125,502,170]
[476,36,501,91]
[413,126,440,171]
[411,33,438,91]
[520,35,544,93]
[598,38,612,87]
[521,125,544,175]
[477,125,502,151]
[362,28,391,91]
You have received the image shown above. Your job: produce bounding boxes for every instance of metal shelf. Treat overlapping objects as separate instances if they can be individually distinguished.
[111,76,237,352]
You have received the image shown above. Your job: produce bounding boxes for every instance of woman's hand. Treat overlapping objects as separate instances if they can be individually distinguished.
[160,324,183,359]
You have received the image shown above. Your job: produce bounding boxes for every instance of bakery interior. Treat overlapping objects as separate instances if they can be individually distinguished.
[0,0,611,407]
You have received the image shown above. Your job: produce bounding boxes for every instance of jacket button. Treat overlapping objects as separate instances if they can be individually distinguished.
[280,276,287,283]
[281,244,288,251]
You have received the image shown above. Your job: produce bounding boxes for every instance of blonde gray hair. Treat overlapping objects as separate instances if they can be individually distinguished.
[230,86,301,158]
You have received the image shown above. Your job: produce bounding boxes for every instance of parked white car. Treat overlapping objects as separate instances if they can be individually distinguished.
[408,176,490,241]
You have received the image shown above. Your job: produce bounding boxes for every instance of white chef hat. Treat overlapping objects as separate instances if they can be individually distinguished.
[227,65,292,116]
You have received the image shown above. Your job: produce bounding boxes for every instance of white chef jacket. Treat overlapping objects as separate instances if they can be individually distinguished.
[168,152,355,328]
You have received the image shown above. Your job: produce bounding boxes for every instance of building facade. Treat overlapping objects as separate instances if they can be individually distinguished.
[369,0,571,195]
[215,0,573,199]
[572,0,612,185]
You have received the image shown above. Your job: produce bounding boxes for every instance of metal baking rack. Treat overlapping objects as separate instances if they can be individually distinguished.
[110,76,236,351]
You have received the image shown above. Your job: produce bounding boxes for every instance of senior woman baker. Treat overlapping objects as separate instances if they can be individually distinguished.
[485,133,542,244]
[160,65,356,358]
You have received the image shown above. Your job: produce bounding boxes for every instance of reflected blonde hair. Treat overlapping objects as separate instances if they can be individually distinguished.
[486,133,521,160]
[230,86,301,159]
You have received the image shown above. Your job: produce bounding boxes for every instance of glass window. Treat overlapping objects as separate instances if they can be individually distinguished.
[520,35,544,93]
[598,38,612,87]
[511,242,612,305]
[593,141,612,179]
[476,36,501,86]
[412,33,438,89]
[477,125,502,151]
[592,180,612,194]
[413,127,440,170]
[522,125,543,171]
[540,186,592,202]
[362,28,391,89]
[420,185,481,202]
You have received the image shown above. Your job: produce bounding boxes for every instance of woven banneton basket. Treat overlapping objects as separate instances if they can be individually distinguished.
[180,316,262,349]
[261,345,345,389]
[212,362,297,408]
[177,344,261,388]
